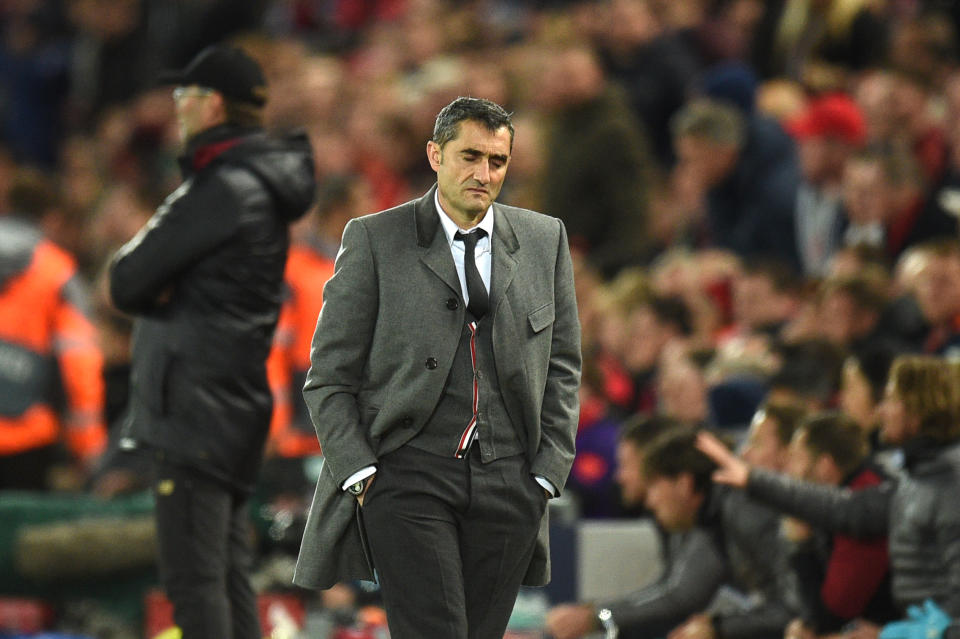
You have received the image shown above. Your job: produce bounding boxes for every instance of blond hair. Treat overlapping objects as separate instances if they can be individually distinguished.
[889,355,960,443]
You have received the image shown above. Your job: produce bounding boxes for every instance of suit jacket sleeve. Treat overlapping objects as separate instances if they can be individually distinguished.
[530,219,582,494]
[301,218,380,487]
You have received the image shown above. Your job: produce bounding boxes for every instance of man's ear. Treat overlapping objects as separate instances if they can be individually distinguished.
[677,472,695,495]
[208,91,227,123]
[427,140,443,171]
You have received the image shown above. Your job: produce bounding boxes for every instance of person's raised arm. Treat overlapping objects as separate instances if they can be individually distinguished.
[696,431,749,488]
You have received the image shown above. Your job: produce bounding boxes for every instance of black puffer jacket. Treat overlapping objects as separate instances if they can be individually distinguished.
[746,439,960,632]
[110,124,316,492]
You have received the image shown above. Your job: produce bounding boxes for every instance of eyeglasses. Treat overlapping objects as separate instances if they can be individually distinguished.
[173,86,214,101]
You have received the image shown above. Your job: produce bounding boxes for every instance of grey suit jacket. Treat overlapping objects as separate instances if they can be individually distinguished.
[292,186,581,590]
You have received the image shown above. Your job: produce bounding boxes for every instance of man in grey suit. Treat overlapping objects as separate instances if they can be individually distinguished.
[293,97,582,638]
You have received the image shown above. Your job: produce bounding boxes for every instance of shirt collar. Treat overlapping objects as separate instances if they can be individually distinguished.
[435,190,495,247]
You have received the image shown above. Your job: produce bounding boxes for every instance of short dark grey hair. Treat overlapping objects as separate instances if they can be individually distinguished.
[432,96,514,151]
[671,99,746,147]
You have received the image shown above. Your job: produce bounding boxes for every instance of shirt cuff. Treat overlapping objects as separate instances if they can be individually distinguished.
[534,475,556,497]
[342,466,377,491]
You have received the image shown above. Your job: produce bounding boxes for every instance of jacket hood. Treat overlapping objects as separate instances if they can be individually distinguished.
[223,131,317,222]
[0,217,40,289]
[904,437,960,476]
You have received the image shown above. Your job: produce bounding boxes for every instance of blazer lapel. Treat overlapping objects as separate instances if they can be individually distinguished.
[416,185,461,296]
[489,203,519,315]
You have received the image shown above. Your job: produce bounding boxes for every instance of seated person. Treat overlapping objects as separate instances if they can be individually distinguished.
[780,412,895,638]
[671,401,809,639]
[698,356,960,639]
[545,428,726,639]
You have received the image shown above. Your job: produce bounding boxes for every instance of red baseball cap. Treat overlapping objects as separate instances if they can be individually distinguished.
[787,94,866,146]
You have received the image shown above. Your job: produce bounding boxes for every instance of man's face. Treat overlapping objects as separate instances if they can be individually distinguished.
[819,290,857,345]
[733,273,780,328]
[427,120,511,224]
[841,160,886,225]
[615,440,646,507]
[914,254,960,325]
[675,135,737,190]
[878,380,918,446]
[741,412,787,471]
[644,473,699,532]
[798,136,852,186]
[785,430,817,480]
[840,360,877,430]
[173,85,220,143]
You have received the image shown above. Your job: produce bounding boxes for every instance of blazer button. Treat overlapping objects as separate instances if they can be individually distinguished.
[425,357,438,370]
[446,298,459,310]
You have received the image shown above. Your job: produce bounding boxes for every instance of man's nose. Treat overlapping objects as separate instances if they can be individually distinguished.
[474,162,490,184]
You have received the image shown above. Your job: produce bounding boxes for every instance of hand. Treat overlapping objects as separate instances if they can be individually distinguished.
[321,582,357,610]
[544,604,598,639]
[356,474,375,507]
[785,618,817,639]
[696,431,749,488]
[781,516,813,543]
[843,620,881,639]
[668,614,716,639]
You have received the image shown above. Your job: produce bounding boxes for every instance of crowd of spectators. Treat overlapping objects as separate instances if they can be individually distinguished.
[4,0,960,637]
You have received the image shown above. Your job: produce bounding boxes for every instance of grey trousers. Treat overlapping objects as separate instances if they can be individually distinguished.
[359,444,547,639]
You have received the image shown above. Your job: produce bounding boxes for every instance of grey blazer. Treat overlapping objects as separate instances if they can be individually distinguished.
[292,186,582,590]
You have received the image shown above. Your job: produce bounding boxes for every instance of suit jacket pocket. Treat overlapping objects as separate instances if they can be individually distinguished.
[528,302,555,334]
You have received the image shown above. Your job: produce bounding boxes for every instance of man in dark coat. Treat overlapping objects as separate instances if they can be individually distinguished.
[109,45,316,639]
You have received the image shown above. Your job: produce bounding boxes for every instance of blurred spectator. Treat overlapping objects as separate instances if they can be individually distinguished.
[545,428,725,639]
[753,0,888,85]
[780,412,894,636]
[816,275,912,359]
[699,355,960,638]
[0,1,71,167]
[768,339,847,410]
[887,68,948,186]
[0,168,106,490]
[669,401,806,639]
[649,248,733,343]
[787,93,867,276]
[725,258,803,340]
[596,0,701,166]
[536,42,655,277]
[887,12,958,90]
[588,268,649,418]
[907,239,960,356]
[613,414,687,515]
[622,294,694,415]
[837,344,906,477]
[657,349,712,427]
[868,144,956,259]
[839,148,890,257]
[567,358,626,519]
[268,173,372,459]
[672,98,802,269]
[756,78,808,124]
[741,400,808,472]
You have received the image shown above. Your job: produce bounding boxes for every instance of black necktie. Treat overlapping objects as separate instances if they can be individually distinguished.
[455,229,489,320]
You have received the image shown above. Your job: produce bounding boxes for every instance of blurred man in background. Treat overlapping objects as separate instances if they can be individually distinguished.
[109,45,316,639]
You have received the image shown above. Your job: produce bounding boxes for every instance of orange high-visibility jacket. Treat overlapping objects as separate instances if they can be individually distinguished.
[0,218,107,461]
[267,242,335,457]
